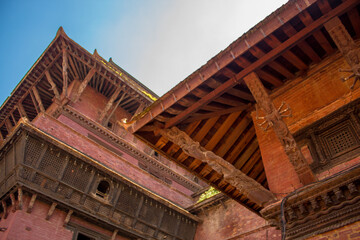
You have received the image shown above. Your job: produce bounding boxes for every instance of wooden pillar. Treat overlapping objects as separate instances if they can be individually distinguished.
[243,72,316,185]
[160,127,275,206]
[324,17,360,89]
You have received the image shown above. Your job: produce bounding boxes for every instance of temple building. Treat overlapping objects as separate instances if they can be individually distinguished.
[1,0,360,239]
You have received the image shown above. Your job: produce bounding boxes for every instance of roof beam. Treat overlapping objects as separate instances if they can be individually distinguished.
[160,127,275,207]
[161,0,358,129]
[99,86,122,123]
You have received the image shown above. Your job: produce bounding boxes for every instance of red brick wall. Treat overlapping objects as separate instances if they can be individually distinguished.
[0,195,130,240]
[255,53,360,195]
[307,220,360,240]
[33,114,194,207]
[0,195,73,240]
[194,199,281,240]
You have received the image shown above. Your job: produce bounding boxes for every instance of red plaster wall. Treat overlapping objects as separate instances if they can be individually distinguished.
[255,53,360,195]
[194,199,281,240]
[307,220,360,240]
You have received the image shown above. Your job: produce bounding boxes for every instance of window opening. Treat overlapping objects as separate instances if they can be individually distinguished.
[96,180,110,198]
[77,233,95,240]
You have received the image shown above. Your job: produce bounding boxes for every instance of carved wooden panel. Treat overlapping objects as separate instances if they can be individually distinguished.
[295,99,360,173]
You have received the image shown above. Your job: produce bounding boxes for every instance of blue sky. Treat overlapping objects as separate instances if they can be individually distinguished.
[0,0,288,104]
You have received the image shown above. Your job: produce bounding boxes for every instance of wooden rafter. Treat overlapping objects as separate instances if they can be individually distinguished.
[46,202,57,220]
[156,0,358,130]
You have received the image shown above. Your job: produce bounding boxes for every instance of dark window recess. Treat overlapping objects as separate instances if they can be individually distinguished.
[96,180,110,198]
[154,151,159,157]
[295,99,360,173]
[107,121,113,129]
[77,233,95,240]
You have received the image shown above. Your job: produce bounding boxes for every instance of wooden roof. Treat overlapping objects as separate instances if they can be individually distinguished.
[0,27,158,129]
[129,0,360,212]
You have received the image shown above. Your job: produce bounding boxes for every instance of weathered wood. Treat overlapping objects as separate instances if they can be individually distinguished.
[103,92,126,126]
[243,72,316,185]
[45,70,60,99]
[1,201,7,219]
[160,0,358,130]
[10,193,16,212]
[64,209,73,226]
[18,187,23,210]
[32,87,45,112]
[99,86,123,123]
[4,118,13,133]
[46,202,57,220]
[17,103,28,119]
[62,49,69,97]
[324,17,360,89]
[160,126,275,206]
[111,230,118,240]
[73,66,97,102]
[27,193,37,213]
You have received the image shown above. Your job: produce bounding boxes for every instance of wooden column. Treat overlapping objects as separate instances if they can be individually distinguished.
[160,127,275,207]
[243,72,316,185]
[324,17,360,89]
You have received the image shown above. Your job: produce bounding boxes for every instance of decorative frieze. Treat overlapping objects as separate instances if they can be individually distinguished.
[261,164,360,239]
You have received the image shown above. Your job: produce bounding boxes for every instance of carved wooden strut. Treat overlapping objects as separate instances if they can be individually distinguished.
[160,127,275,207]
[325,17,360,89]
[244,72,316,185]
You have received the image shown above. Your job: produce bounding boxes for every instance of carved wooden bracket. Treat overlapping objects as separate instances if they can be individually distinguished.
[27,193,37,213]
[160,127,276,207]
[244,72,316,185]
[46,202,57,220]
[325,17,360,89]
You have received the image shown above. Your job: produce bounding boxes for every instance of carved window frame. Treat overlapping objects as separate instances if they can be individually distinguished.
[295,99,360,173]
